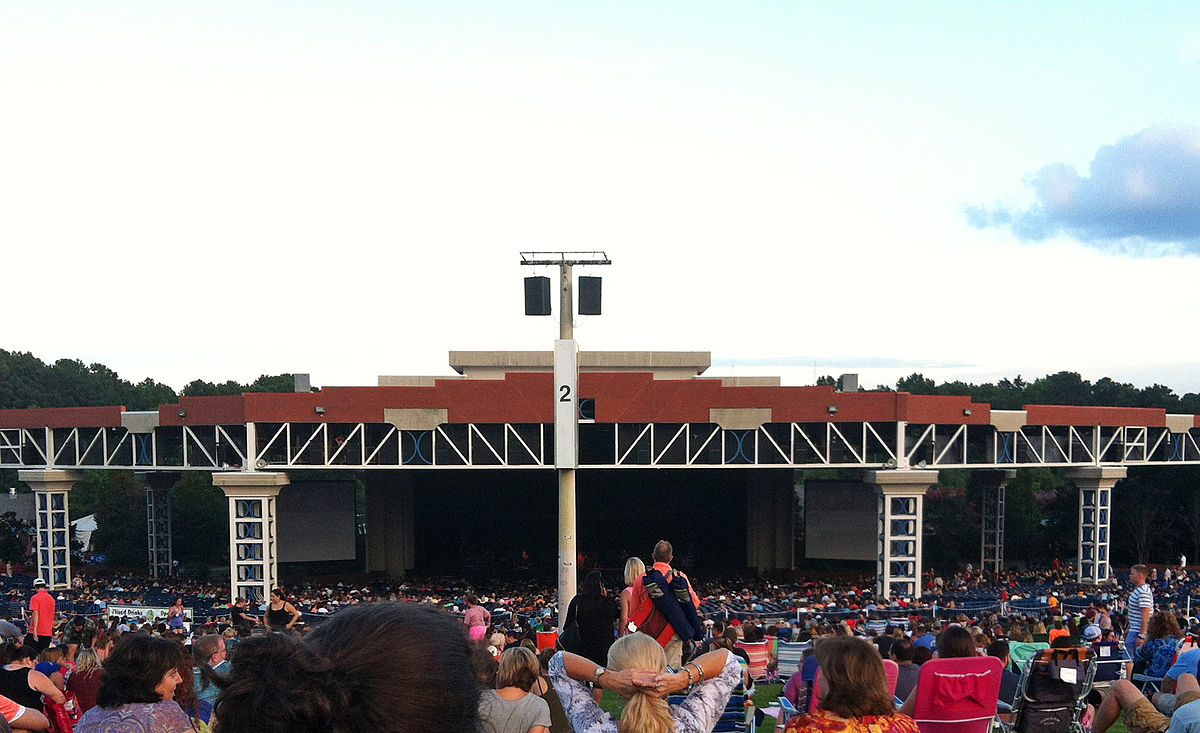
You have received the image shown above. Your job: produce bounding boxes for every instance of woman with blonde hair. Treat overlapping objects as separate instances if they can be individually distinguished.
[478,647,552,733]
[550,632,741,733]
[619,557,646,636]
[66,647,103,713]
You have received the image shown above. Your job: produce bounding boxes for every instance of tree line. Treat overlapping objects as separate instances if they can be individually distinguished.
[0,348,300,573]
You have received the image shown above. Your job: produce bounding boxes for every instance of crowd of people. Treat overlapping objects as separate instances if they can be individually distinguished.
[0,551,1193,731]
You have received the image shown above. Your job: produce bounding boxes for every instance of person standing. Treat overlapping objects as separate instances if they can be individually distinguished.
[562,571,618,701]
[1127,564,1155,672]
[464,596,491,642]
[629,540,703,669]
[265,589,301,632]
[229,597,258,634]
[27,578,55,652]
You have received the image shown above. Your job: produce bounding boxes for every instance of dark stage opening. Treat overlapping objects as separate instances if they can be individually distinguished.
[410,469,767,580]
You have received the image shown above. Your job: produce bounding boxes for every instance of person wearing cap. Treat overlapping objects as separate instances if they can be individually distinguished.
[27,578,55,653]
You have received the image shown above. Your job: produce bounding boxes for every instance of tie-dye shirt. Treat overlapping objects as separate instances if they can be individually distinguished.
[785,709,920,733]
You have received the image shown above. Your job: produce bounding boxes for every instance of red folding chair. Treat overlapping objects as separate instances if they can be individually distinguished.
[44,691,81,733]
[735,640,770,681]
[535,630,558,651]
[911,656,1003,733]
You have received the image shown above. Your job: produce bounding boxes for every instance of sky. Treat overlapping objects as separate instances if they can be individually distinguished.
[4,2,1200,397]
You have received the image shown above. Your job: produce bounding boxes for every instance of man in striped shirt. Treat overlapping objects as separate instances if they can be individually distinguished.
[1128,564,1155,663]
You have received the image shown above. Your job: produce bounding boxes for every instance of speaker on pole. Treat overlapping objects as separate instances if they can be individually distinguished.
[524,276,552,316]
[578,276,602,315]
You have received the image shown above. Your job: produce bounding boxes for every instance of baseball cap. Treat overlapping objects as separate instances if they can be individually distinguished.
[1083,624,1102,641]
[31,578,46,587]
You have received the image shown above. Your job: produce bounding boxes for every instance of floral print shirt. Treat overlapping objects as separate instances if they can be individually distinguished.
[75,701,194,733]
[549,650,743,733]
[784,709,920,733]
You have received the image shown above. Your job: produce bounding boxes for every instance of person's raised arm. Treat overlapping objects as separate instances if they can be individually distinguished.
[655,649,733,695]
[555,650,645,698]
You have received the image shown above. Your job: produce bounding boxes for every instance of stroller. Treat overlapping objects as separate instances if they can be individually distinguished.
[1006,647,1096,733]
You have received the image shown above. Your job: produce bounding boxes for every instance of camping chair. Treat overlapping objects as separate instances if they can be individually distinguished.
[670,678,755,733]
[1008,641,1050,674]
[535,630,558,651]
[910,656,1003,733]
[1004,646,1095,733]
[735,640,770,681]
[797,655,819,712]
[775,640,809,680]
[1133,637,1186,694]
[1090,641,1128,687]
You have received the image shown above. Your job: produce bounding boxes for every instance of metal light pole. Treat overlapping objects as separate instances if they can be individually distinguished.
[521,251,610,625]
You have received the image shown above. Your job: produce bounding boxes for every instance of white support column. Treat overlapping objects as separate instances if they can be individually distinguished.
[18,470,79,590]
[1068,466,1125,584]
[980,469,1016,576]
[214,472,288,604]
[866,470,937,600]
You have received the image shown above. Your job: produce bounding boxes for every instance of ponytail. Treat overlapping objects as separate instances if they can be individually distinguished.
[619,691,674,733]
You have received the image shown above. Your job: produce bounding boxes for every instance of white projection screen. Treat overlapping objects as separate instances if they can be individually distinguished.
[277,482,356,562]
[804,481,876,561]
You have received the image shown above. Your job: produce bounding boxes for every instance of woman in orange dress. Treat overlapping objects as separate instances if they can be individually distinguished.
[785,636,918,733]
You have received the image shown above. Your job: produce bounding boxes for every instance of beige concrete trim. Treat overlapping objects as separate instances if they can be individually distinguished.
[865,469,939,494]
[1065,466,1127,488]
[213,471,289,497]
[384,408,448,431]
[377,376,461,387]
[709,408,772,430]
[1167,414,1194,433]
[18,469,82,491]
[708,377,782,387]
[448,350,711,378]
[990,410,1027,432]
[120,411,160,434]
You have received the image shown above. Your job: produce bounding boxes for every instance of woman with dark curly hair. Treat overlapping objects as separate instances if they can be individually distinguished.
[214,602,479,733]
[1133,611,1184,678]
[75,635,192,733]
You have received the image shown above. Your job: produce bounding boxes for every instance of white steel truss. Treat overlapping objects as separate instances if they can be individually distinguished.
[3,422,1200,470]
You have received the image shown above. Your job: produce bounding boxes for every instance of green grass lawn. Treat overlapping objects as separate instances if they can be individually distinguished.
[599,682,1134,733]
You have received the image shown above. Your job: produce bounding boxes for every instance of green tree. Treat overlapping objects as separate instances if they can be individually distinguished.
[170,472,228,564]
[89,473,148,568]
[896,374,936,394]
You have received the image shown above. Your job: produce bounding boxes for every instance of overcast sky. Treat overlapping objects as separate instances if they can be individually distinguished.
[4,2,1200,396]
